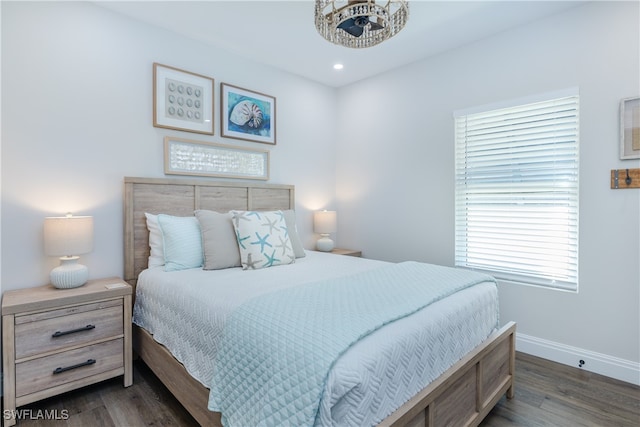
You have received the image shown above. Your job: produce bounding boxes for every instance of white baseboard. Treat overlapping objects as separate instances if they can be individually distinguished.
[516,333,640,386]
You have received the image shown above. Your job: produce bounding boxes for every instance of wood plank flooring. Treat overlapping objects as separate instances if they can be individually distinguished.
[9,352,639,426]
[480,353,639,427]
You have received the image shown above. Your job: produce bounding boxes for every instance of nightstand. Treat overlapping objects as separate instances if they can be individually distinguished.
[330,248,362,257]
[2,277,132,427]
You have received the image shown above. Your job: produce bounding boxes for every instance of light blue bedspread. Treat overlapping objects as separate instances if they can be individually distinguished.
[208,261,495,426]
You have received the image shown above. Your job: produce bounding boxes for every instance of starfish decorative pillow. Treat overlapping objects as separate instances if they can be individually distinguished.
[230,210,295,270]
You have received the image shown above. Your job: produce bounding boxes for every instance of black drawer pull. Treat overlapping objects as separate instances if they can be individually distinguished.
[53,359,96,375]
[52,324,95,338]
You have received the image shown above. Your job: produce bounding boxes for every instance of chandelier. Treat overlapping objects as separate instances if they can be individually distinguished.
[315,0,409,49]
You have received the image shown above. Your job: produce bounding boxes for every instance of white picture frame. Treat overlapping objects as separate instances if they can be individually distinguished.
[154,63,214,135]
[620,96,640,160]
[164,136,269,180]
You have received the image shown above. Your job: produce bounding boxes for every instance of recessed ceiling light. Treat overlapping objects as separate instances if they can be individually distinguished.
[333,63,344,70]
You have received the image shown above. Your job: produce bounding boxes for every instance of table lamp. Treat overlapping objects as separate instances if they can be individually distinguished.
[44,213,93,289]
[314,210,336,252]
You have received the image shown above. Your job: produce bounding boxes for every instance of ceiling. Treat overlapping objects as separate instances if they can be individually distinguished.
[95,1,585,87]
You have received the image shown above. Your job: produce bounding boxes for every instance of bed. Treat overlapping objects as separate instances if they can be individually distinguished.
[123,176,516,427]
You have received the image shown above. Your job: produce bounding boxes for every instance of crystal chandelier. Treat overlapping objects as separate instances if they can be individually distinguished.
[315,0,409,49]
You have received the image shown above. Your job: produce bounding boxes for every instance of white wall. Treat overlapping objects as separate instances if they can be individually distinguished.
[336,1,640,380]
[1,1,337,291]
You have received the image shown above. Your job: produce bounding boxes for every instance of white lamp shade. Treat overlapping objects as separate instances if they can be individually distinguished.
[314,210,336,252]
[44,215,93,289]
[44,215,93,256]
[314,210,337,234]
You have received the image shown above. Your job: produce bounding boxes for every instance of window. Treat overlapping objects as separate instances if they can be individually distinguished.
[454,89,579,291]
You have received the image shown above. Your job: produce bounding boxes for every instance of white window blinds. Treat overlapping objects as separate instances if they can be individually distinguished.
[454,91,579,291]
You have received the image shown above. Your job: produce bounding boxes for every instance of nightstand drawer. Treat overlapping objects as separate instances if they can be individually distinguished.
[14,300,123,360]
[15,338,124,398]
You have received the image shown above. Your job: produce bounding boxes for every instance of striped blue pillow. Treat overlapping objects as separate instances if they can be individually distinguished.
[157,214,203,271]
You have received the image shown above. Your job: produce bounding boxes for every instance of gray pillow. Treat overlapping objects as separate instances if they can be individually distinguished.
[194,210,241,270]
[283,210,306,258]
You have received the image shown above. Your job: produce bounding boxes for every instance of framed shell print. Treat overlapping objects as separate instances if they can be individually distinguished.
[153,63,214,135]
[221,83,276,145]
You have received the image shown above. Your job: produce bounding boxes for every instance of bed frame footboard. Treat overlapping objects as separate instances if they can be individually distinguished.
[133,322,515,427]
[380,321,516,427]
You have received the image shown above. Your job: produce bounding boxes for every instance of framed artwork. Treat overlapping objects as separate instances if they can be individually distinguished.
[153,63,214,135]
[164,136,269,180]
[620,96,640,160]
[221,83,276,145]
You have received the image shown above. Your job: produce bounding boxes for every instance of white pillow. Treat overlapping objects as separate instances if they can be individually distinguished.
[157,214,203,272]
[282,210,306,258]
[230,210,295,270]
[145,213,164,268]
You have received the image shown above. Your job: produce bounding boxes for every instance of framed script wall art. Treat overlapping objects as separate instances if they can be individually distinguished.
[153,63,214,135]
[164,136,269,180]
[620,96,640,160]
[221,83,276,145]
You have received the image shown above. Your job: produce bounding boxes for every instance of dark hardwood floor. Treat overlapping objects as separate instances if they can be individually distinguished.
[10,352,640,426]
[480,353,639,427]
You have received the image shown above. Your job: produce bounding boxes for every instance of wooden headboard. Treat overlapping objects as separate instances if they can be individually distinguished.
[123,177,295,285]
